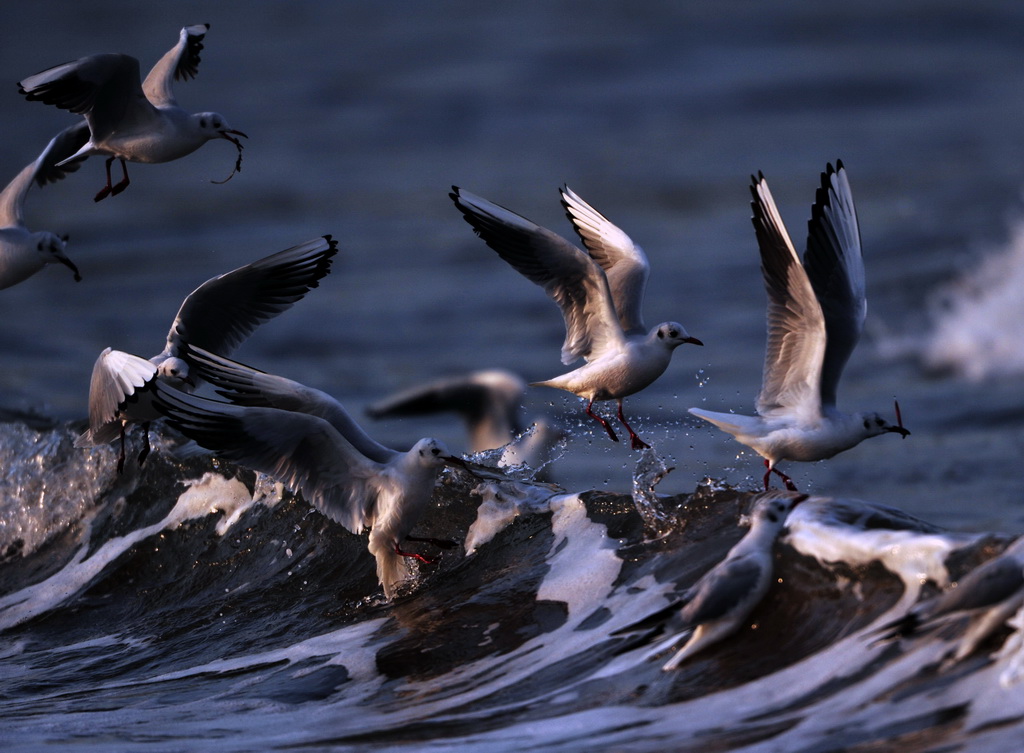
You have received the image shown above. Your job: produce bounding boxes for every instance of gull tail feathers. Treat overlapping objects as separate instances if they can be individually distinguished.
[368,533,412,601]
[688,407,762,438]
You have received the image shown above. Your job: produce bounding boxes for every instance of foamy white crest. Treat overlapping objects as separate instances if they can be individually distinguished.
[783,496,981,607]
[922,217,1024,380]
[0,473,251,630]
[463,479,561,553]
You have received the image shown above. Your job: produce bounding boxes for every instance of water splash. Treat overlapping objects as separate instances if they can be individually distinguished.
[631,447,676,534]
[908,216,1024,380]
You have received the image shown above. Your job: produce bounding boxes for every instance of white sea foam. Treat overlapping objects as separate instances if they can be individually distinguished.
[919,216,1024,380]
[0,473,252,630]
[783,496,981,607]
[463,479,562,553]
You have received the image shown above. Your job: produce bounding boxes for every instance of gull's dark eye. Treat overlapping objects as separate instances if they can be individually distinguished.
[657,330,664,339]
[431,447,441,456]
[669,329,678,338]
[875,417,884,427]
[767,512,778,523]
[200,117,207,128]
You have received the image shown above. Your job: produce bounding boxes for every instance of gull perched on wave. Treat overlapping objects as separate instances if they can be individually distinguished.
[152,375,470,600]
[18,24,247,202]
[0,129,83,289]
[76,236,338,471]
[451,185,702,450]
[689,161,908,490]
[624,492,805,670]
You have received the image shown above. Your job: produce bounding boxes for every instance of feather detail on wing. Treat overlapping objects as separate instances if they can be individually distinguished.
[451,186,625,364]
[162,235,338,360]
[802,161,866,409]
[560,185,649,335]
[142,24,210,107]
[750,173,826,422]
[153,383,377,535]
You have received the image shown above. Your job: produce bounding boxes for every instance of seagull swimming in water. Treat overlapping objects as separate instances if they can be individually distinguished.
[626,492,805,670]
[451,185,702,450]
[18,24,247,202]
[76,236,338,472]
[0,128,84,289]
[152,377,470,600]
[689,161,908,490]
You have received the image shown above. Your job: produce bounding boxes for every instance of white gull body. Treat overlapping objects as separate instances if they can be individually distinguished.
[639,492,805,670]
[0,128,83,289]
[152,378,466,600]
[76,236,338,471]
[18,24,247,202]
[451,185,701,449]
[689,161,908,490]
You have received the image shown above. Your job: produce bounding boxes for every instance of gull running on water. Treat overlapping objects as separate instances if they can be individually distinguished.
[689,161,908,490]
[152,378,469,600]
[451,185,702,449]
[632,492,805,670]
[0,128,84,289]
[18,24,247,202]
[873,536,1024,666]
[366,369,563,472]
[76,236,338,471]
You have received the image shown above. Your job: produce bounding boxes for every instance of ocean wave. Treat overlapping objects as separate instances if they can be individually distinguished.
[1,420,1023,751]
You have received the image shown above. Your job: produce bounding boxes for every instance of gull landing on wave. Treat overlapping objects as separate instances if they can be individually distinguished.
[451,185,701,450]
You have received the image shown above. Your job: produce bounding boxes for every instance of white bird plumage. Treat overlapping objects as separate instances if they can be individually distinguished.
[76,237,338,471]
[19,24,247,202]
[0,129,83,289]
[152,377,467,600]
[689,161,908,490]
[451,185,702,450]
[632,492,805,670]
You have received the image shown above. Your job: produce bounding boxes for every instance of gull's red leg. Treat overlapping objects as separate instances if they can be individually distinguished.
[109,159,131,196]
[772,465,798,492]
[616,400,650,450]
[394,542,436,565]
[585,397,619,442]
[95,157,116,202]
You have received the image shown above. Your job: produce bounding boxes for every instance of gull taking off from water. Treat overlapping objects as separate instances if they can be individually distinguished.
[0,128,84,289]
[76,236,338,472]
[18,24,247,202]
[689,161,908,490]
[152,379,469,600]
[630,492,805,670]
[451,185,702,450]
